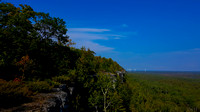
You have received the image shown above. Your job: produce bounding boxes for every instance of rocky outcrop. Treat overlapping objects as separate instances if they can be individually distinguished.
[116,71,126,83]
[0,85,69,112]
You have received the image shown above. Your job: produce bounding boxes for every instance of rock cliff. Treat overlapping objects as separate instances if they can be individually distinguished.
[0,85,69,112]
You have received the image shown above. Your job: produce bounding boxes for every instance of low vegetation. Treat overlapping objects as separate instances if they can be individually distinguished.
[27,81,52,93]
[0,79,32,108]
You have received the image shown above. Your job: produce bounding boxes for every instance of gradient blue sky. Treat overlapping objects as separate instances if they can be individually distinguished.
[3,0,200,71]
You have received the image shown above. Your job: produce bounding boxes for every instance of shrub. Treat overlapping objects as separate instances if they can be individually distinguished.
[0,80,32,108]
[27,81,52,93]
[0,79,7,84]
[45,79,61,87]
[52,75,70,84]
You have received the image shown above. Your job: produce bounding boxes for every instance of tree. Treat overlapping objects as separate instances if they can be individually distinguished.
[16,55,34,80]
[89,72,125,112]
[0,3,36,79]
[0,2,71,79]
[75,47,96,82]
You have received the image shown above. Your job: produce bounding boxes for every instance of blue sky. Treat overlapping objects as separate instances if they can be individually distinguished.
[3,0,200,71]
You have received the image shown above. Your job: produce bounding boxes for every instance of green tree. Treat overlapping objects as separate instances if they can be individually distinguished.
[0,3,36,79]
[0,2,71,80]
[75,47,96,83]
[89,72,126,112]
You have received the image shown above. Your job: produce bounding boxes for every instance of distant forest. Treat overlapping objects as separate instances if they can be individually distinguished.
[128,72,200,112]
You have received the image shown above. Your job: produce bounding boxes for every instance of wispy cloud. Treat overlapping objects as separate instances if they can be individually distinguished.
[114,37,120,39]
[192,48,200,51]
[122,24,128,28]
[68,28,110,32]
[75,41,114,52]
[67,28,123,53]
[68,33,109,40]
[116,48,200,71]
[168,48,200,55]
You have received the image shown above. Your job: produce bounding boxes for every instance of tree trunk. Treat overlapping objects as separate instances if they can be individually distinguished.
[104,93,106,112]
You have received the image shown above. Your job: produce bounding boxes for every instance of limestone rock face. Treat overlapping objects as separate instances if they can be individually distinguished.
[38,91,68,112]
[0,85,69,112]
